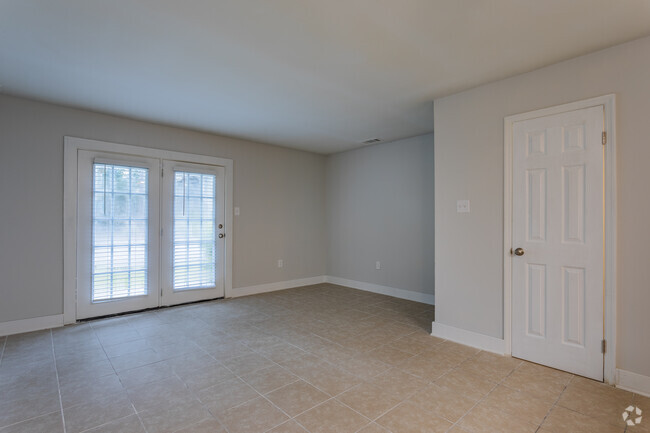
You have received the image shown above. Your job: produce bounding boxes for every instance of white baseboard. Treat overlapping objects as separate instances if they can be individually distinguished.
[0,314,64,337]
[617,368,650,397]
[431,321,505,355]
[231,276,327,298]
[324,276,435,305]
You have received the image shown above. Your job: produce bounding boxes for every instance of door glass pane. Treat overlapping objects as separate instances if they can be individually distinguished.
[92,163,148,301]
[173,171,216,290]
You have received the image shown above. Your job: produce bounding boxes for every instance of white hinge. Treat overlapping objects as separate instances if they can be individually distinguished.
[161,167,164,177]
[161,288,163,296]
[602,339,607,354]
[160,228,163,237]
[602,131,607,145]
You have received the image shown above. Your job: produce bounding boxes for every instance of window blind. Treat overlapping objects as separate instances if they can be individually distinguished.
[92,163,149,301]
[172,171,216,290]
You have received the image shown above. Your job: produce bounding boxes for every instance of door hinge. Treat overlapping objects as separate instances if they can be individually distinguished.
[602,131,607,145]
[161,288,163,297]
[601,339,607,354]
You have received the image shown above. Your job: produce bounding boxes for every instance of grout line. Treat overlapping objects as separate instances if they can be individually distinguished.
[0,335,6,367]
[442,351,523,432]
[50,329,67,433]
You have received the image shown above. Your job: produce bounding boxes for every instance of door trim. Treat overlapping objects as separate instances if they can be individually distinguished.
[503,95,616,383]
[64,136,234,324]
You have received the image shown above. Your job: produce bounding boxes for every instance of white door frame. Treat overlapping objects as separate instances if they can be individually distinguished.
[503,94,616,384]
[64,136,234,324]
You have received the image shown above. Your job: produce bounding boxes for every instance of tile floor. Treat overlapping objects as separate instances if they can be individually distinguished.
[0,283,647,433]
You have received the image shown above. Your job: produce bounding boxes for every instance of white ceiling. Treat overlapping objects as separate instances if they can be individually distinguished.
[1,1,650,154]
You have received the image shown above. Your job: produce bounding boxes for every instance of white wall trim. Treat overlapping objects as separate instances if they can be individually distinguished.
[503,94,617,384]
[324,276,435,305]
[0,315,64,337]
[232,276,327,297]
[431,321,505,355]
[64,136,234,323]
[617,369,650,398]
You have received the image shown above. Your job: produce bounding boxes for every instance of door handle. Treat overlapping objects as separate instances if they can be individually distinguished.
[218,233,225,239]
[513,247,524,256]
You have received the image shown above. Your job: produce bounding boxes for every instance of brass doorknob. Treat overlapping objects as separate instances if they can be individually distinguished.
[514,247,524,256]
[218,233,225,239]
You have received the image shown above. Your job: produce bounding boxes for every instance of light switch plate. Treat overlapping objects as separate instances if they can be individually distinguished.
[234,207,240,216]
[457,200,470,213]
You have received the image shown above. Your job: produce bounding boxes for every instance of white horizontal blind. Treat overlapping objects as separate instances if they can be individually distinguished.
[92,163,149,301]
[173,171,216,290]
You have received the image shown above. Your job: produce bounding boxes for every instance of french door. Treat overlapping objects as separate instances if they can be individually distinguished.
[76,151,225,319]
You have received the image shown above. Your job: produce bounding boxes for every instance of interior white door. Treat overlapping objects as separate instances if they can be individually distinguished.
[77,151,160,319]
[511,105,604,380]
[160,160,226,305]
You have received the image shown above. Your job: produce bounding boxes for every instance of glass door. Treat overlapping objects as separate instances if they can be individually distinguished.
[160,160,226,305]
[76,151,160,319]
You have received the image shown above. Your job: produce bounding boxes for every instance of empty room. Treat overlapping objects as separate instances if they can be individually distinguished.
[1,1,649,432]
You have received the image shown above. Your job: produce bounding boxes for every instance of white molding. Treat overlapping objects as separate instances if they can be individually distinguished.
[431,321,505,355]
[324,276,435,305]
[617,369,650,398]
[64,136,234,323]
[503,94,617,384]
[231,276,327,297]
[0,315,64,337]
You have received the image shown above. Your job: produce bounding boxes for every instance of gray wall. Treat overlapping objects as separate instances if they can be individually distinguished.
[0,94,327,323]
[434,35,650,377]
[326,134,434,298]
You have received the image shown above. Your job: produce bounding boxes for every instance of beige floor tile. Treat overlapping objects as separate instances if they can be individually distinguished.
[376,401,452,433]
[367,345,414,365]
[397,353,454,382]
[117,360,174,389]
[457,403,538,433]
[266,380,329,417]
[337,382,402,419]
[369,368,428,400]
[557,379,634,428]
[407,383,476,422]
[457,352,521,382]
[83,414,146,433]
[358,423,391,433]
[63,390,135,433]
[221,353,274,376]
[138,400,212,433]
[172,418,226,433]
[6,285,629,433]
[177,362,235,391]
[127,377,195,413]
[0,411,64,433]
[333,353,392,380]
[501,367,567,404]
[434,368,495,402]
[197,377,260,416]
[481,384,553,426]
[388,333,444,355]
[240,365,298,394]
[295,399,370,433]
[542,406,624,433]
[267,420,309,432]
[0,391,61,428]
[294,361,361,396]
[59,373,125,408]
[217,396,288,433]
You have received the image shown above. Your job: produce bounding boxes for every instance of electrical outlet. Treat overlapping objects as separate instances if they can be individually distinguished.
[376,261,381,270]
[277,259,283,268]
[457,200,470,213]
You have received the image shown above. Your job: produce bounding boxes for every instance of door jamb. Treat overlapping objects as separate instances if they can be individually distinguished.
[63,136,234,324]
[503,94,616,384]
